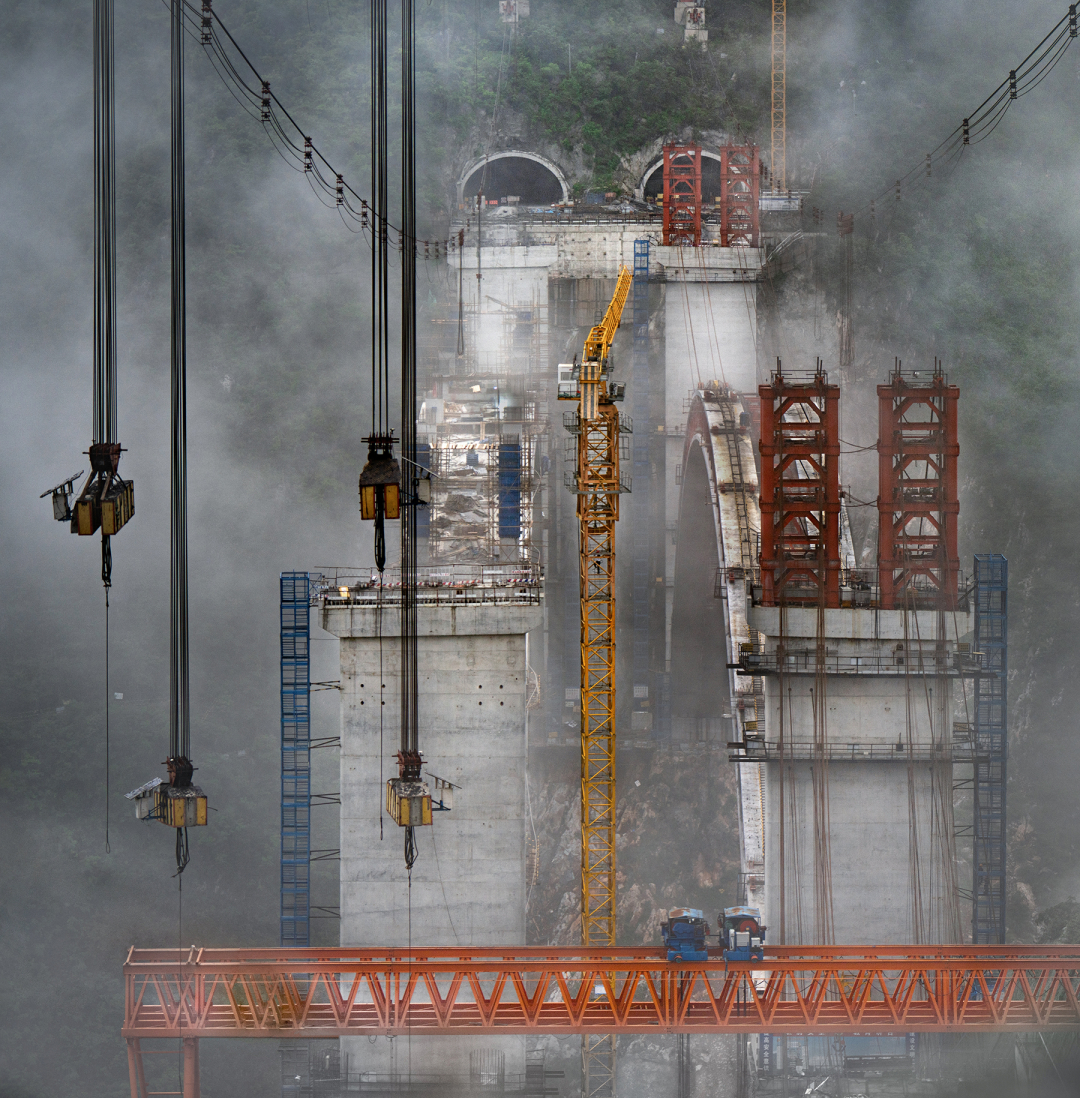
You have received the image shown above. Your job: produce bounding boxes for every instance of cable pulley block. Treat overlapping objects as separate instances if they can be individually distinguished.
[72,443,134,537]
[387,750,432,827]
[359,435,401,520]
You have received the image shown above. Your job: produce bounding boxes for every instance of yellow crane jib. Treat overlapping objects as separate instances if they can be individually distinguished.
[583,265,632,366]
[557,265,632,406]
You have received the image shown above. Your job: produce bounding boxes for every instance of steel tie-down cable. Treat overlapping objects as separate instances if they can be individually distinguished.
[850,2,1079,216]
[174,0,448,253]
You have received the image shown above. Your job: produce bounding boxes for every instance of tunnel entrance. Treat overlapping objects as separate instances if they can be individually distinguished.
[669,441,731,744]
[642,155,727,204]
[461,155,565,205]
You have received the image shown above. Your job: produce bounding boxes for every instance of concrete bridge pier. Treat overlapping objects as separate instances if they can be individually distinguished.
[747,604,973,946]
[322,594,542,1085]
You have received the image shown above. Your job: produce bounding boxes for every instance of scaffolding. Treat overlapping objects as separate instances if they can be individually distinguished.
[973,554,1008,944]
[280,572,311,947]
[428,434,535,563]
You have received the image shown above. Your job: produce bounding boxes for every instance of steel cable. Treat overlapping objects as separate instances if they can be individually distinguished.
[170,0,193,876]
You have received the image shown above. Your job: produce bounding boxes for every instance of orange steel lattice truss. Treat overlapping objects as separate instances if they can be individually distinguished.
[877,365,960,609]
[124,945,1080,1044]
[662,145,702,246]
[716,145,761,247]
[758,368,841,606]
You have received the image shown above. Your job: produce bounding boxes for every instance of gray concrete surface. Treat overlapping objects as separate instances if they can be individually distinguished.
[323,600,541,1082]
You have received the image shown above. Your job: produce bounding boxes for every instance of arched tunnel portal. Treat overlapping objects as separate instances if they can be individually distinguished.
[639,151,749,204]
[457,151,570,205]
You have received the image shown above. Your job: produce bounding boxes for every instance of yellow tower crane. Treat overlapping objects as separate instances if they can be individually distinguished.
[558,265,632,1098]
[771,0,786,192]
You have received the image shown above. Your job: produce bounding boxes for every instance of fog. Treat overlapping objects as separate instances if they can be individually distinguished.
[4,0,1080,1094]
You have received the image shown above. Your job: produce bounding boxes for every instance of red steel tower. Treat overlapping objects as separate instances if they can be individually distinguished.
[662,144,702,246]
[876,364,960,609]
[717,145,761,247]
[758,366,841,606]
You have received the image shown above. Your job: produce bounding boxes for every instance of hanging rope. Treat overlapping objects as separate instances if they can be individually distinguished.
[93,0,119,845]
[93,0,117,448]
[94,0,118,591]
[371,0,389,438]
[400,0,420,871]
[169,0,192,877]
[105,589,111,853]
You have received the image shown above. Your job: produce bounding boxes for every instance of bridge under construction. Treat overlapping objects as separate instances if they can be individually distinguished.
[93,0,1066,1095]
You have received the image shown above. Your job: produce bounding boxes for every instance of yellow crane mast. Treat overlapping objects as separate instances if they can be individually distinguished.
[771,0,786,192]
[559,265,632,1098]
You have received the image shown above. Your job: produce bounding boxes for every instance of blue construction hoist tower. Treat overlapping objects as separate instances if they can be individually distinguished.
[632,241,661,737]
[498,438,522,541]
[280,572,312,947]
[973,554,1008,944]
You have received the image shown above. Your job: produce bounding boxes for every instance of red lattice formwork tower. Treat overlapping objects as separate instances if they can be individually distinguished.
[758,368,841,607]
[877,365,960,609]
[718,145,761,247]
[662,144,702,246]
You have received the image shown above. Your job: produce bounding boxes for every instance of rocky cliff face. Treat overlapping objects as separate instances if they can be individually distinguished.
[526,744,744,948]
[523,743,745,1097]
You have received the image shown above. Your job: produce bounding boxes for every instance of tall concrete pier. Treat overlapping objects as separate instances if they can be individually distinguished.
[745,604,973,945]
[322,574,542,1082]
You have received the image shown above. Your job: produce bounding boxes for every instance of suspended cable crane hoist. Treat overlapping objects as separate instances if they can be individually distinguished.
[125,0,208,877]
[71,444,135,537]
[358,441,435,830]
[358,0,430,861]
[41,0,134,588]
[358,433,402,573]
[558,264,632,1098]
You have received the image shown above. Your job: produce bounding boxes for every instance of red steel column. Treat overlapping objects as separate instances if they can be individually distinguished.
[662,145,702,246]
[757,368,841,606]
[126,1039,147,1098]
[877,367,960,609]
[720,145,761,247]
[758,382,780,605]
[821,379,841,605]
[877,381,897,608]
[183,1038,200,1098]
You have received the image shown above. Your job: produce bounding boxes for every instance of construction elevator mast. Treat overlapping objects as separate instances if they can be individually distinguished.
[560,267,632,1098]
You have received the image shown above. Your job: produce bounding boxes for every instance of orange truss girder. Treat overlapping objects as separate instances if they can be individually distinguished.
[123,946,1080,1038]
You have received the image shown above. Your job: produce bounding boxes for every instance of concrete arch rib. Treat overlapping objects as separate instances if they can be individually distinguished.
[673,388,766,915]
[456,151,571,205]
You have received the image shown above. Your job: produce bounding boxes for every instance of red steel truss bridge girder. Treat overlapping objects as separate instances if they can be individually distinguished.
[124,945,1080,1039]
